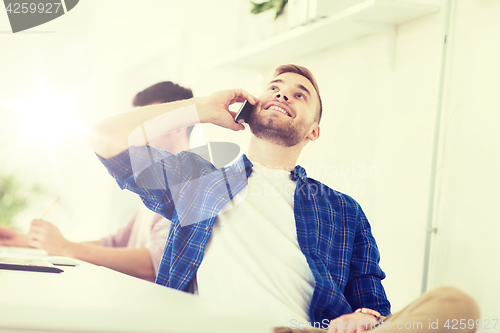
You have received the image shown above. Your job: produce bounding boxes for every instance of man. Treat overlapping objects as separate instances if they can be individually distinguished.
[0,81,193,282]
[89,65,479,332]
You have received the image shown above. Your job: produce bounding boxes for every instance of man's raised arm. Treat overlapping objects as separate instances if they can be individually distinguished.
[89,90,258,159]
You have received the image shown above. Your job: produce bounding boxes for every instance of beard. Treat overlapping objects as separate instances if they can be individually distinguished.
[248,107,310,148]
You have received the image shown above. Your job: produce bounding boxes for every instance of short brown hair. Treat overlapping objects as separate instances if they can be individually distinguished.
[273,64,322,123]
[132,81,195,138]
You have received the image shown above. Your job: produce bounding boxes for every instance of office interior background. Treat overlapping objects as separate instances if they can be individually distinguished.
[0,0,498,326]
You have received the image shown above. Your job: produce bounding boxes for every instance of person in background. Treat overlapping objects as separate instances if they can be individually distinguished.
[0,81,193,282]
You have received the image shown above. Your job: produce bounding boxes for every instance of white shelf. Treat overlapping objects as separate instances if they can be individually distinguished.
[211,0,439,69]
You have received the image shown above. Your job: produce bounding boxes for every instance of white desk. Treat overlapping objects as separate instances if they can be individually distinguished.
[0,247,273,333]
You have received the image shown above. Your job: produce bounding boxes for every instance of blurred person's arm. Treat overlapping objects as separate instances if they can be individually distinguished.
[89,90,258,159]
[0,226,101,247]
[0,226,29,247]
[28,219,155,280]
[81,240,100,245]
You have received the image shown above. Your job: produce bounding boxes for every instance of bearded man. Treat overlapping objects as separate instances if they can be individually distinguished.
[90,64,479,333]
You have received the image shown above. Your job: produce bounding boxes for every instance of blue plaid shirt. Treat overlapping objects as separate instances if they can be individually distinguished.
[98,146,390,323]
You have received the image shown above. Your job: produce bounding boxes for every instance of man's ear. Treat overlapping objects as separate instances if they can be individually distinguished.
[306,125,320,142]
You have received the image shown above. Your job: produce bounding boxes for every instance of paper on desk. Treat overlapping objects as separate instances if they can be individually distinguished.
[0,246,48,257]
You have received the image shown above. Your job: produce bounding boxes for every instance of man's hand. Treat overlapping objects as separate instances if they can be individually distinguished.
[196,89,259,131]
[28,219,72,256]
[327,312,378,333]
[0,226,30,247]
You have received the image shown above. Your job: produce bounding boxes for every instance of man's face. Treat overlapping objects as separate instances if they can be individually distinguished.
[248,72,320,147]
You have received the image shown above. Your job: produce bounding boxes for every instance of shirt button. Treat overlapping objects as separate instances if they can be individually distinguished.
[206,225,211,231]
[190,265,196,271]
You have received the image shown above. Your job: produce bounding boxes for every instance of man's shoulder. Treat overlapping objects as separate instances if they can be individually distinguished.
[304,177,361,210]
[147,148,218,175]
[176,150,215,168]
[300,177,365,231]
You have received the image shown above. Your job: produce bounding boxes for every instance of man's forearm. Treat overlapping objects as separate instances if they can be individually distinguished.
[89,98,201,159]
[66,242,155,280]
[89,89,257,159]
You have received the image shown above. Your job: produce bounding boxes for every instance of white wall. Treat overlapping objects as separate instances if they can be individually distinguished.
[426,0,500,324]
[0,0,498,324]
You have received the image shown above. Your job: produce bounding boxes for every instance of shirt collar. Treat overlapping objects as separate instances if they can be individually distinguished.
[290,165,308,182]
[235,154,254,178]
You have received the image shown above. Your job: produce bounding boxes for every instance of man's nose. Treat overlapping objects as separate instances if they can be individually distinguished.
[276,93,289,102]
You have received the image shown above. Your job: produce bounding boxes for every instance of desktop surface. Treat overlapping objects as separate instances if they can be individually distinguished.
[0,247,273,333]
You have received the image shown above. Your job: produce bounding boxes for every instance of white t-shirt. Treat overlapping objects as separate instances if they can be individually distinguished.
[195,162,315,327]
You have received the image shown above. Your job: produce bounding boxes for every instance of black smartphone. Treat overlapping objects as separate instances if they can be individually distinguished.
[234,100,255,124]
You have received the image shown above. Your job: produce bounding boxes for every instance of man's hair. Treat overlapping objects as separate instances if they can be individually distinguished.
[132,81,195,138]
[273,64,322,123]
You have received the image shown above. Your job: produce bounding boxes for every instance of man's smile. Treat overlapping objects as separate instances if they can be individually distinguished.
[264,102,292,117]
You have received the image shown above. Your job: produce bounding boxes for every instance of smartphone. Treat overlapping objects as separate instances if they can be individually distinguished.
[234,100,255,124]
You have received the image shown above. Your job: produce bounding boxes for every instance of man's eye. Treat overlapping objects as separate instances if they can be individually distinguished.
[270,86,278,91]
[297,93,304,99]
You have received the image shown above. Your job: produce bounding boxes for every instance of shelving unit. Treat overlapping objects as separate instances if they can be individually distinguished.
[210,0,439,69]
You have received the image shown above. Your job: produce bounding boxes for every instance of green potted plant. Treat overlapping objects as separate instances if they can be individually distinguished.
[250,0,288,20]
[0,174,41,226]
[244,0,289,44]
